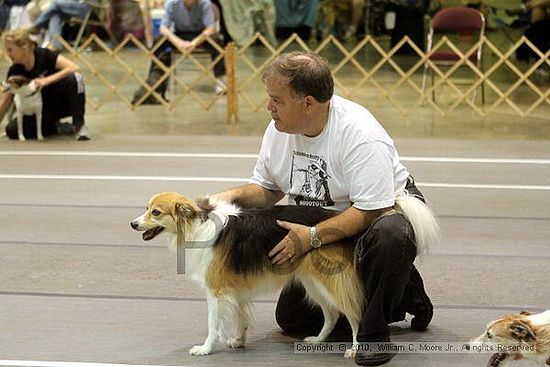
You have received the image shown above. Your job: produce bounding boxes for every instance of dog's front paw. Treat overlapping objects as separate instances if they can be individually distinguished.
[344,348,357,359]
[303,336,322,343]
[37,135,44,141]
[488,352,509,367]
[18,136,26,141]
[227,337,245,348]
[189,344,212,356]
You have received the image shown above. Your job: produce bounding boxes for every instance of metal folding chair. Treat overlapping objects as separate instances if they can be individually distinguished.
[421,6,486,104]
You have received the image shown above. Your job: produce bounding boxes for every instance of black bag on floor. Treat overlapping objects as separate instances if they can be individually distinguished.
[131,48,172,105]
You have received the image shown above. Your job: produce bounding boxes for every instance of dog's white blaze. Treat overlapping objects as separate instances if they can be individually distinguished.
[131,214,147,230]
[529,310,550,326]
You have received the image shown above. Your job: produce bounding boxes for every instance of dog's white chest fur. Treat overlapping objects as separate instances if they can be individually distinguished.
[11,81,43,141]
[14,86,42,115]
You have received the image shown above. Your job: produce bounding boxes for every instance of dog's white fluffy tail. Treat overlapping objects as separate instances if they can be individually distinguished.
[395,195,439,255]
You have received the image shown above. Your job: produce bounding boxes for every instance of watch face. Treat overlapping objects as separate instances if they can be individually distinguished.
[310,227,321,248]
[311,238,322,248]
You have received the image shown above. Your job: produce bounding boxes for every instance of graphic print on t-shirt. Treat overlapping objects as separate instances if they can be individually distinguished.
[290,151,334,207]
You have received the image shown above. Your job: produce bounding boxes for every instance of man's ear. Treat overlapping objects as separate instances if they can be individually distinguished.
[304,95,316,108]
[509,320,536,342]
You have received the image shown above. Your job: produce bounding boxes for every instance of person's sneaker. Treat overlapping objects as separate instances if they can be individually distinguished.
[215,77,227,95]
[75,125,91,141]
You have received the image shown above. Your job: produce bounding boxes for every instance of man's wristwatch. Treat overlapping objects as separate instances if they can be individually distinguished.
[310,226,322,249]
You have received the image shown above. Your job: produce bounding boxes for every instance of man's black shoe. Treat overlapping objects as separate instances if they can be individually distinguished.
[355,351,396,366]
[411,304,433,331]
[404,269,434,331]
[409,287,433,331]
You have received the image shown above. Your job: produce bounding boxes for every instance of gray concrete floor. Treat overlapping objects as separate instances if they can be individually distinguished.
[0,131,548,367]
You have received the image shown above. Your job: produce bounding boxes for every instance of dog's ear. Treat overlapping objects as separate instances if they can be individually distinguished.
[509,320,536,342]
[174,202,198,233]
[519,311,531,316]
[175,202,197,218]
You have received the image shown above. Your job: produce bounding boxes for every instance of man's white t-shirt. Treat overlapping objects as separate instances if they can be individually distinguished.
[250,95,410,212]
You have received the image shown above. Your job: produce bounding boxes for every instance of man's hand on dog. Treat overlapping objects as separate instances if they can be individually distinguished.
[269,221,311,266]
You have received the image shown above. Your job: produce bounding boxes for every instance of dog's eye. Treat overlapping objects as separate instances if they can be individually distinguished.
[151,209,161,216]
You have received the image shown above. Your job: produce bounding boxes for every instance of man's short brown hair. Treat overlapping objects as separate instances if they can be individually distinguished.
[262,51,334,103]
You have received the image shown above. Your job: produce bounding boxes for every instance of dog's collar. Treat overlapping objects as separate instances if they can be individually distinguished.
[25,89,39,98]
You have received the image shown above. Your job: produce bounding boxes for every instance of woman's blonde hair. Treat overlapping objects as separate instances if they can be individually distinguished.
[2,29,36,50]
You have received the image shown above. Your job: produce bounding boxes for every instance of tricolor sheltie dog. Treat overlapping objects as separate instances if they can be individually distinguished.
[474,310,550,366]
[130,192,439,357]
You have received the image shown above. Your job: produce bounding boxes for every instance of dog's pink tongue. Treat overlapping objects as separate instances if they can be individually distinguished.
[142,226,164,241]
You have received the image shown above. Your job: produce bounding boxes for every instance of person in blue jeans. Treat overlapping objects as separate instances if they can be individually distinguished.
[32,0,90,51]
[132,0,227,104]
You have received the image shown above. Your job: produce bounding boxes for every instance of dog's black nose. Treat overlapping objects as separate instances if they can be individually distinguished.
[130,221,138,229]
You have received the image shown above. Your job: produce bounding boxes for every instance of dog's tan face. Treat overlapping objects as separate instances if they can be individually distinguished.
[130,192,200,241]
[477,312,537,346]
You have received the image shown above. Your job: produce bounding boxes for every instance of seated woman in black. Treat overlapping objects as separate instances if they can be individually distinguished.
[0,29,90,140]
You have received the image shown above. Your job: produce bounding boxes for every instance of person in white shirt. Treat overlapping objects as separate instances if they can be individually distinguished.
[212,51,434,366]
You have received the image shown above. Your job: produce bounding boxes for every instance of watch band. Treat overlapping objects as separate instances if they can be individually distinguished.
[310,226,322,248]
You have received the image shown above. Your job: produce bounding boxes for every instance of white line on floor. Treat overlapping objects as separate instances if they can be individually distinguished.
[419,183,550,190]
[0,174,549,190]
[0,151,549,164]
[0,361,185,367]
[0,151,258,159]
[0,174,248,183]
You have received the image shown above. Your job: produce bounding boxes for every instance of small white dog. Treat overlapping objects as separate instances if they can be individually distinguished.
[474,310,550,366]
[4,75,43,141]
